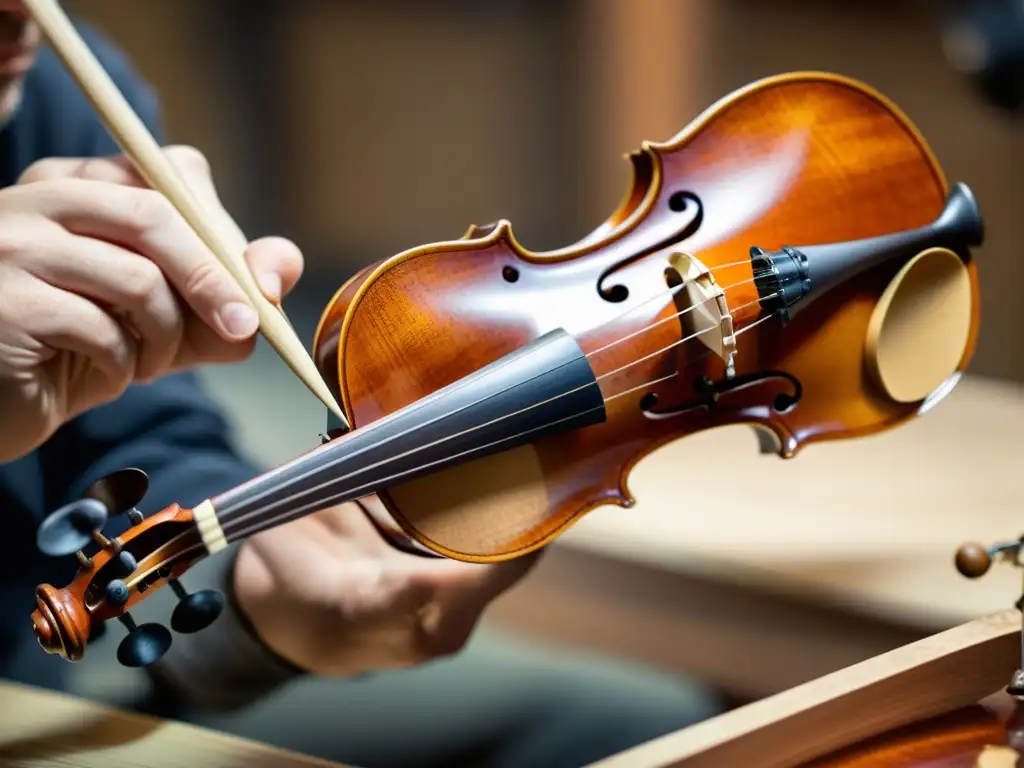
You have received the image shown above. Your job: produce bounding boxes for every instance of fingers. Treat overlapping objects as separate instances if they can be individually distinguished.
[20,177,260,342]
[1,272,137,391]
[14,227,185,381]
[244,237,304,303]
[19,148,306,326]
[21,147,253,251]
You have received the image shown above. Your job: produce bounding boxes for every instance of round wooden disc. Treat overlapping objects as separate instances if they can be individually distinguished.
[865,247,973,404]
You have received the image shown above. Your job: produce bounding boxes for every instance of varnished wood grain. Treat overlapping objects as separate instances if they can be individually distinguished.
[805,695,1022,767]
[313,72,981,563]
[0,680,347,767]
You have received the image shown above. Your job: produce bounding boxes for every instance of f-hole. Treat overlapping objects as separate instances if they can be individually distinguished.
[632,266,690,416]
[597,190,705,303]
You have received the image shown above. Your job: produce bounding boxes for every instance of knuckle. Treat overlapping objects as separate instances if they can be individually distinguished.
[124,260,165,304]
[75,157,121,182]
[124,188,176,235]
[182,258,223,301]
[166,145,210,177]
[18,157,61,184]
[0,229,31,262]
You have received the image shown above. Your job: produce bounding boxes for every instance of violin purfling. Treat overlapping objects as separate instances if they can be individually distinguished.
[30,72,984,668]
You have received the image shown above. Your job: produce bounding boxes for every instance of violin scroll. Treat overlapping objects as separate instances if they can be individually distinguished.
[31,468,221,667]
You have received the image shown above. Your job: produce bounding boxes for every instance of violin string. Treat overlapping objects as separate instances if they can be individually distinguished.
[603,370,679,403]
[164,349,707,565]
[156,304,780,570]
[586,276,761,359]
[212,279,772,534]
[155,266,781,561]
[202,306,781,548]
[594,293,771,382]
[209,286,772,539]
[582,254,771,359]
[733,309,777,337]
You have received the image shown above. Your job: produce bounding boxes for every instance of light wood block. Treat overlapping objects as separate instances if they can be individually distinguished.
[0,680,347,767]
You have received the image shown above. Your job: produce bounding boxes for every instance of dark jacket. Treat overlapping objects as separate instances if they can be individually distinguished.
[0,23,300,710]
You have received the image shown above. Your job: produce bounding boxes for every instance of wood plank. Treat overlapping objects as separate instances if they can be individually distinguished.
[586,610,1020,768]
[0,680,347,768]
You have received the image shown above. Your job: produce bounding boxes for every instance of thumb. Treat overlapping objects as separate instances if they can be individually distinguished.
[244,237,304,304]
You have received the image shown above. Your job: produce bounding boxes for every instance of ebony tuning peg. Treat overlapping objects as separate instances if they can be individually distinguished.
[169,579,224,634]
[104,578,171,667]
[105,577,223,668]
[116,613,172,667]
[84,467,149,524]
[36,468,151,561]
[36,498,109,557]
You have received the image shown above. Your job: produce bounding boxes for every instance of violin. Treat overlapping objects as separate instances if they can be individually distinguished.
[23,12,987,669]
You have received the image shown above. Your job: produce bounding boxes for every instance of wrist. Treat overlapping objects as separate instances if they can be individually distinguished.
[146,544,306,711]
[229,542,309,674]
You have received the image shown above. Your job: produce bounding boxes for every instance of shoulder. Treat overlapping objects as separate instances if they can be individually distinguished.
[6,18,163,168]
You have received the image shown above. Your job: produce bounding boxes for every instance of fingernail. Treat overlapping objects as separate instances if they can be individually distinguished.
[259,273,282,302]
[219,302,259,338]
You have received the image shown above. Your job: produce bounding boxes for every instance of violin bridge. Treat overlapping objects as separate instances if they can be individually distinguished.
[974,744,1019,768]
[668,252,737,378]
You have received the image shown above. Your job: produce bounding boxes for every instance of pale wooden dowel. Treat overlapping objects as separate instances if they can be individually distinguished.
[22,0,348,427]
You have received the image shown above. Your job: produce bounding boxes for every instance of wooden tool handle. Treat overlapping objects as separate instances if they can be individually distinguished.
[23,0,347,425]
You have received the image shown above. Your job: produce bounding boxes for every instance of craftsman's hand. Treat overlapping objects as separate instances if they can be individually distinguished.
[0,146,302,462]
[232,499,541,676]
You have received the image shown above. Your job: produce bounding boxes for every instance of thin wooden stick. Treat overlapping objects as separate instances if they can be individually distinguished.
[23,0,348,428]
[587,609,1021,768]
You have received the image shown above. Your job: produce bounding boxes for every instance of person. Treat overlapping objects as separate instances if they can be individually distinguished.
[0,5,723,767]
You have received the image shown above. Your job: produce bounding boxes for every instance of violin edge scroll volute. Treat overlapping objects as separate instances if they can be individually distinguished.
[32,582,91,662]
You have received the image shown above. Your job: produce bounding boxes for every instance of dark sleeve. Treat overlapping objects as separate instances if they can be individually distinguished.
[36,25,306,710]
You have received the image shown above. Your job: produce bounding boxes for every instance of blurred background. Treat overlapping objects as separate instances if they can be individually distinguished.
[56,0,1024,728]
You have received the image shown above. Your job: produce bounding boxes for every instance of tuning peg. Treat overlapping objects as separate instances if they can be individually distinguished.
[36,498,109,557]
[103,579,170,667]
[955,538,1024,578]
[168,579,223,634]
[84,468,149,524]
[955,542,993,578]
[115,613,172,667]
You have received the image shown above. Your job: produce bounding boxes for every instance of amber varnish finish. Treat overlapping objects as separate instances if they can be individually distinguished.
[807,696,1022,767]
[313,72,981,563]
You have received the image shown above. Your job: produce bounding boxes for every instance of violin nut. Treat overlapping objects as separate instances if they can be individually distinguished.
[32,583,89,662]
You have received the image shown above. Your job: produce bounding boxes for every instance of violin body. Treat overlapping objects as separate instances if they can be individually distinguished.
[312,71,981,563]
[807,698,1020,767]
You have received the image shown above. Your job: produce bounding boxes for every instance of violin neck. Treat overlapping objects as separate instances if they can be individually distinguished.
[203,328,606,548]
